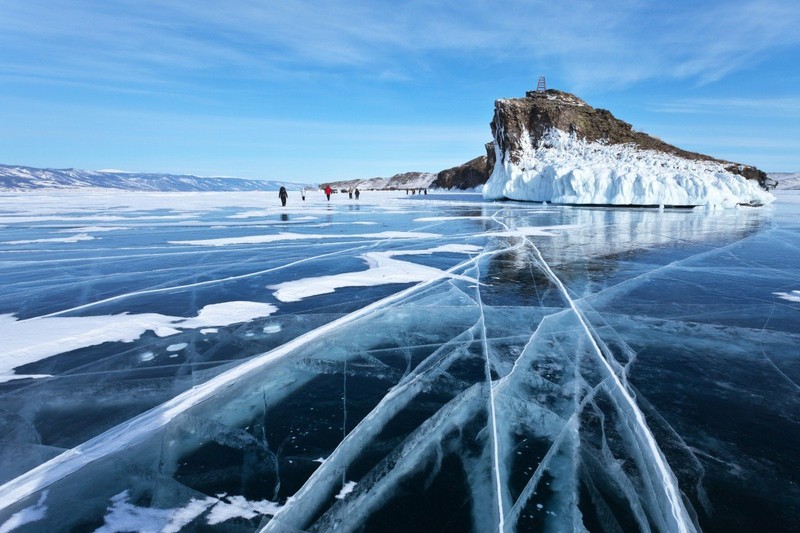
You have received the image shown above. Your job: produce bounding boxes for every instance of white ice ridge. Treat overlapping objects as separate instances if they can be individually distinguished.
[474,258,506,530]
[0,301,277,382]
[269,246,481,302]
[0,250,493,516]
[483,128,775,208]
[509,226,696,532]
[169,230,439,246]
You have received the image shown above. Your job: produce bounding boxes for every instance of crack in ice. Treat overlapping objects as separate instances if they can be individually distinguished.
[518,233,696,533]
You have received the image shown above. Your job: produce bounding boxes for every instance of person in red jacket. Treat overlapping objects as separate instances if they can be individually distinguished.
[324,185,332,201]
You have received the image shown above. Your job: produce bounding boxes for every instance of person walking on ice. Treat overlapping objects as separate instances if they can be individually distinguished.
[279,186,288,207]
[324,185,332,201]
[301,187,306,201]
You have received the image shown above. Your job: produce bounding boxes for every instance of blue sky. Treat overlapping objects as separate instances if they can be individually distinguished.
[1,0,798,181]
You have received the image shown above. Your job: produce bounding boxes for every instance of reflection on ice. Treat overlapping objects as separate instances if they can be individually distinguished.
[0,191,797,532]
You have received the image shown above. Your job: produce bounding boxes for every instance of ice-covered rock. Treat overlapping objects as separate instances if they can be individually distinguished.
[484,129,774,207]
[482,89,774,207]
[432,143,495,190]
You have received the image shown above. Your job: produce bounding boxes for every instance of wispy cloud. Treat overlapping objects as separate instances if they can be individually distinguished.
[650,97,800,116]
[2,0,798,91]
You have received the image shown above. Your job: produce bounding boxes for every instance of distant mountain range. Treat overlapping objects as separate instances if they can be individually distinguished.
[0,164,309,192]
[321,172,437,191]
[2,162,795,194]
[769,172,800,190]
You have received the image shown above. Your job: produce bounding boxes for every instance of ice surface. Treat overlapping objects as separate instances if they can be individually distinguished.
[0,190,798,532]
[483,128,775,207]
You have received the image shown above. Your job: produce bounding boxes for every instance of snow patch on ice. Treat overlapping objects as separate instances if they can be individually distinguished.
[774,290,800,303]
[269,250,477,302]
[171,231,439,246]
[3,233,95,245]
[178,302,277,329]
[262,323,282,334]
[96,491,282,532]
[0,301,277,382]
[0,490,48,533]
[483,128,774,208]
[56,226,125,233]
[166,343,187,352]
[205,494,281,525]
[335,481,357,500]
[388,244,482,255]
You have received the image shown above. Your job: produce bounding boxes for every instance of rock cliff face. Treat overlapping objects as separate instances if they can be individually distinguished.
[432,143,495,190]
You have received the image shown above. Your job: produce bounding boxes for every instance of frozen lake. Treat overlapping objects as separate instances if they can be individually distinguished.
[0,189,798,532]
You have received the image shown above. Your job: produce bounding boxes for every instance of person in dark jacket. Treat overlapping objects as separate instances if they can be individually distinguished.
[279,186,288,207]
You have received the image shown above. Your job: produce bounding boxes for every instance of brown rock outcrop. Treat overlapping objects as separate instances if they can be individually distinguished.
[438,89,768,190]
[432,143,495,190]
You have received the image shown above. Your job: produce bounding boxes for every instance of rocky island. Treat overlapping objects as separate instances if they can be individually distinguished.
[479,89,773,207]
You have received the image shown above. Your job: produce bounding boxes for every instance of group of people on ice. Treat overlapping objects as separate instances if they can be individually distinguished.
[278,185,361,206]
